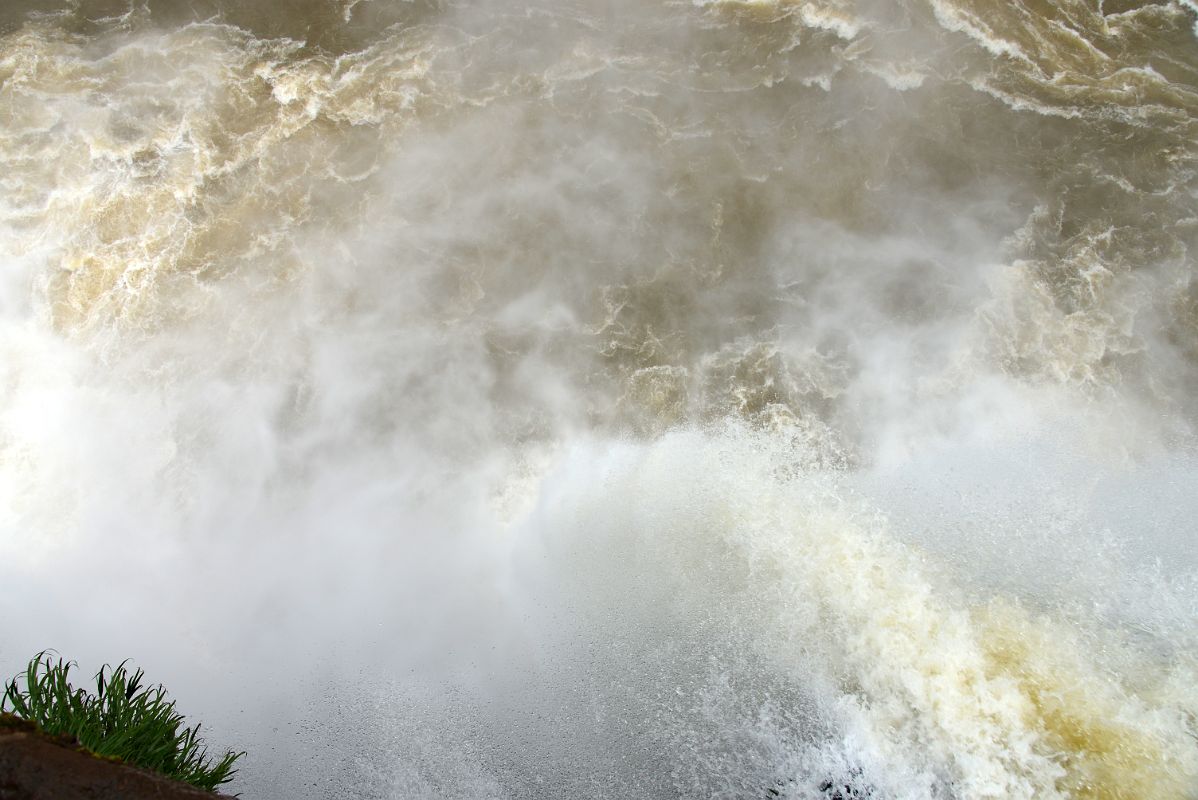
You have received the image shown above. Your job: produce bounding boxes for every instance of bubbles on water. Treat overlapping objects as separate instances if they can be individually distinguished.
[1,0,1197,798]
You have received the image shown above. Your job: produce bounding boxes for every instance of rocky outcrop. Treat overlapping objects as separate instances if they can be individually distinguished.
[0,714,236,800]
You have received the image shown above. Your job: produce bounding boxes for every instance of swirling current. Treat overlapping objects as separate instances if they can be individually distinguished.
[1,1,1197,798]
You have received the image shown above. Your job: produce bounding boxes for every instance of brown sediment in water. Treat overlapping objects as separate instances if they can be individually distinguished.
[975,603,1194,800]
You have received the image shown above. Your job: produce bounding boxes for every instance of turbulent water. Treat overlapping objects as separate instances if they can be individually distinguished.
[1,0,1197,797]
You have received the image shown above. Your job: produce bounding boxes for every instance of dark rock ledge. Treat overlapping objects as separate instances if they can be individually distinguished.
[0,713,236,800]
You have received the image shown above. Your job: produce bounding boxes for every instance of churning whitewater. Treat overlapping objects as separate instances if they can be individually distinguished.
[1,0,1197,798]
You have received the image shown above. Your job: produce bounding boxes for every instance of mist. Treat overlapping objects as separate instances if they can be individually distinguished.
[1,0,1197,797]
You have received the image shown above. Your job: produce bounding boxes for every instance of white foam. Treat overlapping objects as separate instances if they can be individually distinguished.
[501,428,1198,798]
[927,0,1031,63]
[2,2,1197,797]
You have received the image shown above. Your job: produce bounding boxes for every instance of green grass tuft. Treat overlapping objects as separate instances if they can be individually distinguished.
[2,651,244,792]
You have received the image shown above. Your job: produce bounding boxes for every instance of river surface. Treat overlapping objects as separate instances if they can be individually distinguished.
[1,1,1197,798]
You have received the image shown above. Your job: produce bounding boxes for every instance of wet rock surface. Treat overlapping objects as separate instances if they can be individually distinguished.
[0,714,235,800]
